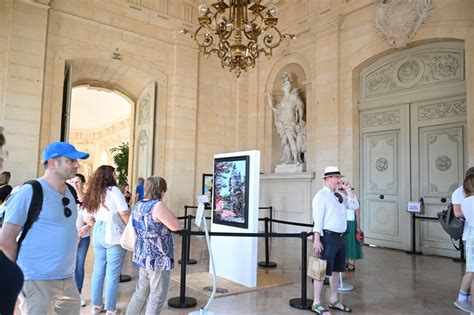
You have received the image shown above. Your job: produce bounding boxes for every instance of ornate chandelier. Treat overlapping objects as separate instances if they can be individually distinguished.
[183,0,295,78]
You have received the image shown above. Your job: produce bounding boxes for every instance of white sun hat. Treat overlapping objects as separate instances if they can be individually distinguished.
[322,166,345,179]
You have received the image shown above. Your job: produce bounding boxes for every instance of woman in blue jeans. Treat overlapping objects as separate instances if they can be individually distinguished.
[70,173,90,307]
[83,165,129,315]
[126,176,179,314]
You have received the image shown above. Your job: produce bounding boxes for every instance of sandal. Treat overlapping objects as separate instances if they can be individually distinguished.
[345,263,355,271]
[311,303,331,314]
[329,300,352,312]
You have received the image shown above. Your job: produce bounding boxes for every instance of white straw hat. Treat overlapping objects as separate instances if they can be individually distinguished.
[322,166,345,179]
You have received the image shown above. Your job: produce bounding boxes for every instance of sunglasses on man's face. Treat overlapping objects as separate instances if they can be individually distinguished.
[62,197,72,218]
[334,192,343,204]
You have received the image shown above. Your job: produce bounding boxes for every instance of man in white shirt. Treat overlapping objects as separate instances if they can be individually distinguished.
[311,166,359,314]
[453,167,474,313]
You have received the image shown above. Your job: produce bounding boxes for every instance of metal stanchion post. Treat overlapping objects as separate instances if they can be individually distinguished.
[168,229,197,308]
[269,206,273,235]
[179,214,197,265]
[406,212,422,255]
[258,217,277,268]
[337,272,354,292]
[289,231,313,310]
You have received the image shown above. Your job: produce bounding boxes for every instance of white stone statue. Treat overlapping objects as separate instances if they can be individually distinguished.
[267,72,306,167]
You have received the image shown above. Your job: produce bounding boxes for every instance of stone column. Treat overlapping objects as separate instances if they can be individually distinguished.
[311,15,342,175]
[165,33,199,212]
[1,0,50,183]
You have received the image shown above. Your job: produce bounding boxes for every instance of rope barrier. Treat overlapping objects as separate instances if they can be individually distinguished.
[406,212,464,262]
[168,211,315,310]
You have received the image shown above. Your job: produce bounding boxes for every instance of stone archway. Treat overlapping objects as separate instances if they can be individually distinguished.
[41,50,169,185]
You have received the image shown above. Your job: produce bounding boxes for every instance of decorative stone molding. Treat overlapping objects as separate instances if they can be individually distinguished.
[375,157,389,172]
[418,99,466,121]
[374,0,433,49]
[365,51,463,97]
[435,155,451,172]
[362,110,400,127]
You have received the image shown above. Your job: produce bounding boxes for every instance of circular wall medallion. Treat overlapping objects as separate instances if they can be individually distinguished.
[435,155,451,172]
[375,157,389,172]
[394,56,424,88]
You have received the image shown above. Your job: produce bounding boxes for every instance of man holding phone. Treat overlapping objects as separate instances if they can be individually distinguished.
[311,166,359,314]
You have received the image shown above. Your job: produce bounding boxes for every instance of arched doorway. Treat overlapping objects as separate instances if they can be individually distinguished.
[57,57,164,193]
[358,42,466,257]
[68,85,133,181]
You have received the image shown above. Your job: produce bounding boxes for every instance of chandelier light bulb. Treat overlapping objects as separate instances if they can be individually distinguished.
[225,22,233,31]
[198,4,208,16]
[244,23,253,32]
[216,14,225,25]
[268,3,278,17]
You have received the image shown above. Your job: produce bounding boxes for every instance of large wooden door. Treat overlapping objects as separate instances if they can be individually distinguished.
[411,97,466,257]
[359,42,466,255]
[360,105,410,250]
[61,64,72,141]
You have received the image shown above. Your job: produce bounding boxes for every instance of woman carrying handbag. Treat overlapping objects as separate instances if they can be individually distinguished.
[83,165,129,315]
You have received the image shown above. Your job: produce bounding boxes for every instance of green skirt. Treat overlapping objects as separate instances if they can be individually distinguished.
[345,220,363,260]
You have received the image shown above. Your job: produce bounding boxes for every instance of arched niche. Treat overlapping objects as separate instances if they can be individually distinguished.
[266,62,307,172]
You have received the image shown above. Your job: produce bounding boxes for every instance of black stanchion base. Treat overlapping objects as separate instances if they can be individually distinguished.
[453,257,466,263]
[258,261,277,268]
[405,250,423,255]
[167,296,197,309]
[178,259,197,265]
[289,298,313,310]
[119,274,132,283]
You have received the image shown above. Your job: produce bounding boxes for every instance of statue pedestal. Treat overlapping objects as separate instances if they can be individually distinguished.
[275,163,306,173]
[259,172,315,233]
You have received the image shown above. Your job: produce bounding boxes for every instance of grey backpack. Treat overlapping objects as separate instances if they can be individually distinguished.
[437,203,464,243]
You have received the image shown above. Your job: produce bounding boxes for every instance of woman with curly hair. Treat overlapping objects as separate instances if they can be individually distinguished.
[82,165,129,315]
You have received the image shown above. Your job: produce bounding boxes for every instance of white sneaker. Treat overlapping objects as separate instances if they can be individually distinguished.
[454,300,472,313]
[80,297,86,307]
[91,304,104,315]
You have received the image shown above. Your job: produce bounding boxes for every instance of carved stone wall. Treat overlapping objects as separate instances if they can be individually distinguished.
[364,49,464,99]
[374,0,433,49]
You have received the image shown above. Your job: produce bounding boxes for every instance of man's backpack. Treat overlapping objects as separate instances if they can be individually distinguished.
[11,180,77,253]
[437,203,464,243]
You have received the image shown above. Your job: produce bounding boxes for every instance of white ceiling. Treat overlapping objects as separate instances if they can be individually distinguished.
[70,86,132,131]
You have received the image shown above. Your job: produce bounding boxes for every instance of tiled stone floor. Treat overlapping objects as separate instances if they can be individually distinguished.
[78,236,467,315]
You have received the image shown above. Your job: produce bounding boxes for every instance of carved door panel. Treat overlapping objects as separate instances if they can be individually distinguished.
[360,105,410,250]
[411,97,466,257]
[133,82,156,183]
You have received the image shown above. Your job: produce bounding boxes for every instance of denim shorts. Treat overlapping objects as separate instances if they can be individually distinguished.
[320,230,347,275]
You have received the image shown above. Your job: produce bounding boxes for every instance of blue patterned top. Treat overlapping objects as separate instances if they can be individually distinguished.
[132,199,175,270]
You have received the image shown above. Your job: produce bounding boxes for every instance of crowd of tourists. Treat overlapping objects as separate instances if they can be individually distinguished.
[0,134,179,315]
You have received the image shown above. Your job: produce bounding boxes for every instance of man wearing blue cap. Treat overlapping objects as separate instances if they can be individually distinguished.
[0,141,89,315]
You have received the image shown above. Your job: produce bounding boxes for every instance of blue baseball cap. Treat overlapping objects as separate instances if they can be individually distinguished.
[41,142,89,161]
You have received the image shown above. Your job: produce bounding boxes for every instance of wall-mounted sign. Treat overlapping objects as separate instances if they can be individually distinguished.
[407,201,422,213]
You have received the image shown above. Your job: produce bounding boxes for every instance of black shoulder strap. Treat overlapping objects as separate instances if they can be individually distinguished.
[17,180,43,253]
[65,182,78,203]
